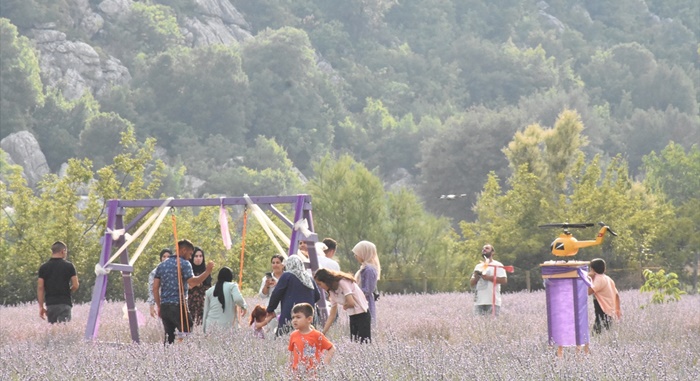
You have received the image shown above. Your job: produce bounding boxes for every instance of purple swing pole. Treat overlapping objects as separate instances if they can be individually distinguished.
[119,237,140,343]
[84,200,119,341]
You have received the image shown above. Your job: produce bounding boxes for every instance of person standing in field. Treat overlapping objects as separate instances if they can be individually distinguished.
[470,244,507,316]
[314,268,371,343]
[264,255,321,336]
[148,248,171,317]
[352,240,381,324]
[258,254,285,336]
[188,246,212,326]
[588,258,622,334]
[37,241,79,323]
[153,239,214,344]
[320,238,341,271]
[202,267,247,333]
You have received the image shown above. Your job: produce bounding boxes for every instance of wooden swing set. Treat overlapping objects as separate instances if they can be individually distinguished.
[84,194,325,343]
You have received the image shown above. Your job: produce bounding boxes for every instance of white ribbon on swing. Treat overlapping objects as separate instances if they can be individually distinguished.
[95,197,173,275]
[243,194,290,257]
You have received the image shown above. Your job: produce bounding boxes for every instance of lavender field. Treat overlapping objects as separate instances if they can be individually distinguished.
[1,290,698,380]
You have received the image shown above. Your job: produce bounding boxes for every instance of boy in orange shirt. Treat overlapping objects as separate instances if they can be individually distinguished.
[588,258,622,334]
[288,303,335,372]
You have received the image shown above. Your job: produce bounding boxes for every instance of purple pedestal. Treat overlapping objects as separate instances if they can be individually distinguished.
[542,263,591,347]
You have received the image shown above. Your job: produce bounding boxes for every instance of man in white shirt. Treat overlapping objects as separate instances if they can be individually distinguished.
[315,239,340,272]
[321,237,340,271]
[469,244,508,316]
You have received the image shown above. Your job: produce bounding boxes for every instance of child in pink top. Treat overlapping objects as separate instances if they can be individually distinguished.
[588,258,622,334]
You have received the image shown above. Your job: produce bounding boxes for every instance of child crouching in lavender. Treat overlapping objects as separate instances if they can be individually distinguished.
[249,305,268,339]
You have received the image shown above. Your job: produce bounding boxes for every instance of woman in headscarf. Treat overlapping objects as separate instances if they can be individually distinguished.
[188,246,212,326]
[202,267,247,333]
[265,255,320,336]
[353,240,381,324]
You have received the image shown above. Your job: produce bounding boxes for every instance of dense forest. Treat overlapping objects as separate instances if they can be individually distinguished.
[1,0,698,304]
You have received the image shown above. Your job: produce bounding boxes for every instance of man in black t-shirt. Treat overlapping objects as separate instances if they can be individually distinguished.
[37,241,79,323]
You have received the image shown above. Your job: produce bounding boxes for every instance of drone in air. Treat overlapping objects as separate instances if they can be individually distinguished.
[538,222,618,257]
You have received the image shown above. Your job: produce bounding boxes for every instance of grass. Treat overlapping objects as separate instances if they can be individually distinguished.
[1,290,698,380]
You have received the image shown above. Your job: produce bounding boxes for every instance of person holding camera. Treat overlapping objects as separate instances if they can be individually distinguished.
[258,254,286,301]
[258,254,285,335]
[470,244,508,316]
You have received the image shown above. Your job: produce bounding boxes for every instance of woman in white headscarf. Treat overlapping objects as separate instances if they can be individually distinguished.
[265,255,320,335]
[353,240,381,324]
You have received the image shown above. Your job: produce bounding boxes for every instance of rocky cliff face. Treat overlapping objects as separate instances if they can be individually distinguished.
[24,0,253,101]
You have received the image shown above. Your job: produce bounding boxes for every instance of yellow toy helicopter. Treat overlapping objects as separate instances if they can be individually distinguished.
[538,222,618,256]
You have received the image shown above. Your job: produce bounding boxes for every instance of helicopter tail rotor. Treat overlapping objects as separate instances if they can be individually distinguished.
[598,222,618,236]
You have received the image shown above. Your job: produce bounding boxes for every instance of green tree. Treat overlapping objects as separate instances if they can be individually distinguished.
[633,63,698,116]
[0,0,72,30]
[0,18,44,138]
[640,269,685,307]
[308,153,459,293]
[621,108,700,175]
[242,27,341,171]
[134,45,249,150]
[105,2,183,62]
[463,111,675,290]
[31,91,100,171]
[448,37,560,107]
[307,154,388,268]
[230,0,302,32]
[418,106,522,223]
[0,128,167,304]
[338,98,426,177]
[384,0,457,55]
[383,188,458,293]
[643,143,700,284]
[202,136,303,197]
[78,112,132,170]
[579,43,659,117]
[316,0,396,40]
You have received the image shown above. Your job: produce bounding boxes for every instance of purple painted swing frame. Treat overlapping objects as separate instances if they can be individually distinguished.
[84,194,325,343]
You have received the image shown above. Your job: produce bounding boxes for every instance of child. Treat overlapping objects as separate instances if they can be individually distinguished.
[588,258,622,334]
[250,304,268,339]
[288,303,335,373]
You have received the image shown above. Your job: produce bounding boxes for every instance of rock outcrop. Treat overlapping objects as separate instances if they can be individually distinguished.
[29,27,131,101]
[183,0,253,46]
[25,0,254,101]
[0,131,50,188]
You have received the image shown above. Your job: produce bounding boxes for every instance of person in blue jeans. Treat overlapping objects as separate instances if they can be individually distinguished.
[153,239,214,344]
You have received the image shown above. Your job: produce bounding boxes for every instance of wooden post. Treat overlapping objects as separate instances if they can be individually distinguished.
[525,270,531,291]
[422,272,427,294]
[693,251,699,295]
